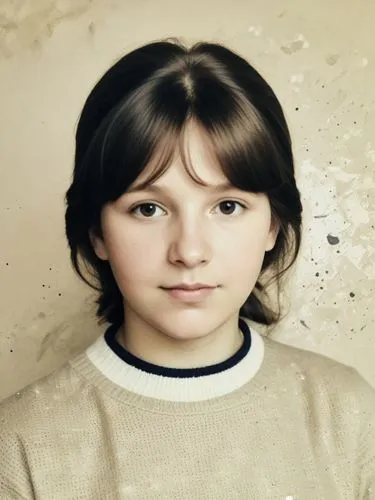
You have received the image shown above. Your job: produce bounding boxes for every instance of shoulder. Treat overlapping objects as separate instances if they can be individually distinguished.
[0,356,94,497]
[0,360,85,488]
[0,358,88,436]
[260,330,375,416]
[259,332,375,495]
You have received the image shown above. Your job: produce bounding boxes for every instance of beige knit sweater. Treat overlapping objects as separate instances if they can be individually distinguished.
[1,318,374,499]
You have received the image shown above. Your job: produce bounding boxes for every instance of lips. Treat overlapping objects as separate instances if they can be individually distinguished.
[163,284,215,291]
[163,286,216,302]
[164,283,217,303]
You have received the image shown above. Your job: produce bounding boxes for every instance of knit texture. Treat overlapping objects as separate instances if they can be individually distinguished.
[0,318,374,499]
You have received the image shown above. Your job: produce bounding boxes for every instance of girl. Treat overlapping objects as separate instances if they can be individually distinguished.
[1,38,374,499]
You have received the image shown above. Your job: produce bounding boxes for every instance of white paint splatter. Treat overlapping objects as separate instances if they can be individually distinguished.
[266,37,278,50]
[365,143,375,162]
[248,25,263,36]
[343,127,363,141]
[290,74,304,84]
[345,244,367,267]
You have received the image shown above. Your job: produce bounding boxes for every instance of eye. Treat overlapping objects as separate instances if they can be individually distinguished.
[216,200,246,215]
[130,203,166,218]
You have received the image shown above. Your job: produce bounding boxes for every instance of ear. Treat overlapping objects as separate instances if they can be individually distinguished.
[89,229,109,261]
[265,219,280,252]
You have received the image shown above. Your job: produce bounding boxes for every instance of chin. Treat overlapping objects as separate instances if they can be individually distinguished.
[154,311,225,340]
[165,328,211,342]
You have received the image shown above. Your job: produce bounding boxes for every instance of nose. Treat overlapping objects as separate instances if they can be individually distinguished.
[167,217,211,268]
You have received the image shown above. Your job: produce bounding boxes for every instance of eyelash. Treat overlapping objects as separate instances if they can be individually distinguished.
[129,200,247,218]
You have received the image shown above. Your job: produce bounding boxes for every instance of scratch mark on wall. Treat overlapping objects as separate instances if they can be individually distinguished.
[37,322,70,361]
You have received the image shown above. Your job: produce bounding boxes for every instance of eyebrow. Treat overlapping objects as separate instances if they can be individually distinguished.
[126,181,235,195]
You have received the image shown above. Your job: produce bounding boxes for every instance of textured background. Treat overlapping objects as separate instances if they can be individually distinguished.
[0,0,374,400]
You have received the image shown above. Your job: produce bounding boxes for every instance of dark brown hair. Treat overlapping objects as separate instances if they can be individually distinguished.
[65,38,303,328]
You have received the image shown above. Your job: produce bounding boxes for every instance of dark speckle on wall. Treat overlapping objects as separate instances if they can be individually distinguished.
[327,234,340,245]
[326,54,340,66]
[281,39,305,54]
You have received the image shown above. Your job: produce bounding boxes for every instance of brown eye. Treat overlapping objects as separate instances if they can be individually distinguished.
[139,204,156,217]
[219,201,237,215]
[131,203,165,218]
[216,200,246,216]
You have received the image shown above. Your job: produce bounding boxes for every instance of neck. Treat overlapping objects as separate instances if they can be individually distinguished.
[116,312,244,370]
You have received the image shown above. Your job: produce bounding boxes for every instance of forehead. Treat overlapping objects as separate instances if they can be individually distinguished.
[130,122,229,190]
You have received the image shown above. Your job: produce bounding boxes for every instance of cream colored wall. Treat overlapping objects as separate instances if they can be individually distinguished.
[1,0,374,401]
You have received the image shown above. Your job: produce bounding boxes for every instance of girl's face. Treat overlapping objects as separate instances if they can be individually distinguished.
[92,123,278,354]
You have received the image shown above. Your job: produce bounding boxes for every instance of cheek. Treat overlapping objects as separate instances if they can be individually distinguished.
[105,229,162,289]
[223,223,269,277]
[227,243,264,278]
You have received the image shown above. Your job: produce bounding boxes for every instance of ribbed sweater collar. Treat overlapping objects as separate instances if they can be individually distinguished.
[83,317,265,403]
